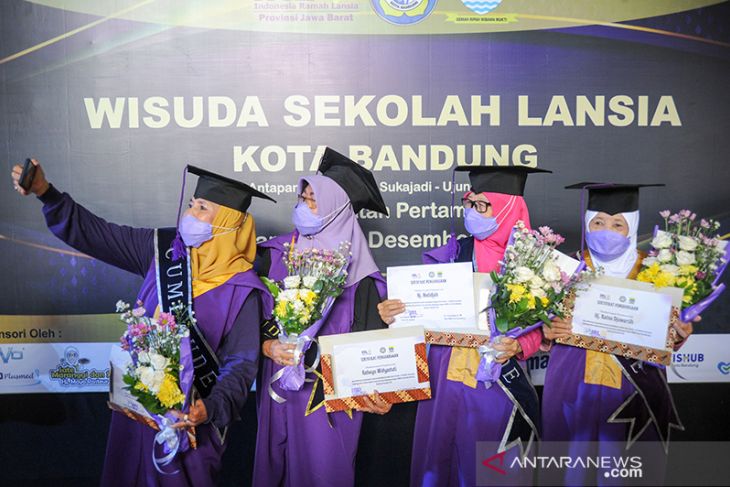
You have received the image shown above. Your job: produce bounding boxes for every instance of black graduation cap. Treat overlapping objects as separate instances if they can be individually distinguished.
[565,182,664,215]
[187,165,276,213]
[318,147,388,215]
[454,165,552,196]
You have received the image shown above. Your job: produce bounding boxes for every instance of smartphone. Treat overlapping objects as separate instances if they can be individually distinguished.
[19,158,37,191]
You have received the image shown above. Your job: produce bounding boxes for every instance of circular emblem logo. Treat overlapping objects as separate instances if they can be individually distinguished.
[371,0,438,25]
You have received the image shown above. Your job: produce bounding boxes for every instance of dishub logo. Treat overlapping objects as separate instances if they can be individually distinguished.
[371,0,437,25]
[718,362,730,375]
[461,0,503,15]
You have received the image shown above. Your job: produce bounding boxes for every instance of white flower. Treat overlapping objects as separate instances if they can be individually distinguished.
[529,275,545,290]
[115,300,128,312]
[642,257,658,267]
[542,261,561,282]
[514,266,535,283]
[531,287,547,299]
[283,275,301,289]
[676,251,696,266]
[651,231,673,249]
[148,352,169,372]
[302,275,317,289]
[138,351,151,364]
[137,366,165,394]
[657,249,673,263]
[678,236,698,252]
[660,264,680,275]
[281,289,299,302]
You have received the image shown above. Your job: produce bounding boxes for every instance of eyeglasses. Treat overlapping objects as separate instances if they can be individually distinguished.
[297,194,316,208]
[461,198,491,214]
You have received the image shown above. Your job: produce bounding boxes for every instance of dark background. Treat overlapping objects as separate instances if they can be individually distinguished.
[2,1,729,485]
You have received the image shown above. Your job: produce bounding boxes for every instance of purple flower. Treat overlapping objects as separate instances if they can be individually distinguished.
[696,271,706,280]
[659,210,671,218]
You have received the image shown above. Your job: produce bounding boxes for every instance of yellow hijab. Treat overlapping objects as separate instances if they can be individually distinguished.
[190,205,256,297]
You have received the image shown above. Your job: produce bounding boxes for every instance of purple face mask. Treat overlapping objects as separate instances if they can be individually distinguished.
[179,214,212,248]
[292,203,324,236]
[464,208,499,240]
[585,230,631,261]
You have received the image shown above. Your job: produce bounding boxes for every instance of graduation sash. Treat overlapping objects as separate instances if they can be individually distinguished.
[608,356,683,453]
[155,229,227,442]
[496,357,541,457]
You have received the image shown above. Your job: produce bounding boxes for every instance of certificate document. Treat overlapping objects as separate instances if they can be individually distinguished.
[318,326,431,413]
[387,262,477,330]
[557,275,684,365]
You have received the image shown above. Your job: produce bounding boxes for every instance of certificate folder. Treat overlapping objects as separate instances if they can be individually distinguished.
[318,326,431,413]
[387,262,493,347]
[556,276,683,365]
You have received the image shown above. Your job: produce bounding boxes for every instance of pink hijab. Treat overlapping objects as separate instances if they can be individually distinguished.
[468,191,531,273]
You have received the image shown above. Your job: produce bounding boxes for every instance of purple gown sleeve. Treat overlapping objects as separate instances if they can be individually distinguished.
[38,184,154,277]
[202,291,261,428]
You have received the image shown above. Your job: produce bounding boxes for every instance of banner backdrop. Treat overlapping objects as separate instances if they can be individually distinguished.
[1,0,729,393]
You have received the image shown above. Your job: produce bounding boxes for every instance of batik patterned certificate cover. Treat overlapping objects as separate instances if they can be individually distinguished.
[556,276,683,366]
[319,326,431,413]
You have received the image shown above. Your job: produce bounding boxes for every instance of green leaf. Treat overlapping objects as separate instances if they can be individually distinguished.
[261,277,280,297]
[496,316,510,333]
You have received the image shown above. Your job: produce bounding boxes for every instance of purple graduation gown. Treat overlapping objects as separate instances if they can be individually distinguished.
[39,185,272,487]
[410,240,533,487]
[253,233,386,487]
[542,255,675,485]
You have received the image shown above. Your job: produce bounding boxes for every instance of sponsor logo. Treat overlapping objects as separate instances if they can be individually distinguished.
[460,0,502,15]
[0,346,23,364]
[718,362,730,375]
[48,346,110,387]
[371,0,437,25]
[0,368,41,386]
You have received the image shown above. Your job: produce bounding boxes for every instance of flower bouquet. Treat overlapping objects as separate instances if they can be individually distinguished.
[489,222,590,336]
[478,222,591,384]
[637,210,728,321]
[113,300,194,473]
[262,241,351,394]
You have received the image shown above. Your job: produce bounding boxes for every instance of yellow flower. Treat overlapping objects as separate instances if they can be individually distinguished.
[302,290,317,307]
[679,265,698,276]
[134,381,148,392]
[637,263,660,283]
[541,297,549,307]
[275,300,289,318]
[526,294,536,310]
[507,284,527,304]
[157,374,185,409]
[638,263,675,288]
[652,271,675,288]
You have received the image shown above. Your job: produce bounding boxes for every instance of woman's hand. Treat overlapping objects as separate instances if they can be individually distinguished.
[171,399,208,429]
[263,339,296,366]
[377,299,405,325]
[355,391,392,415]
[543,316,573,340]
[672,315,700,350]
[492,337,522,364]
[10,159,50,197]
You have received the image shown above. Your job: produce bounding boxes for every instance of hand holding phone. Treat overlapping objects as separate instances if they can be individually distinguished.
[12,158,49,197]
[19,158,37,191]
